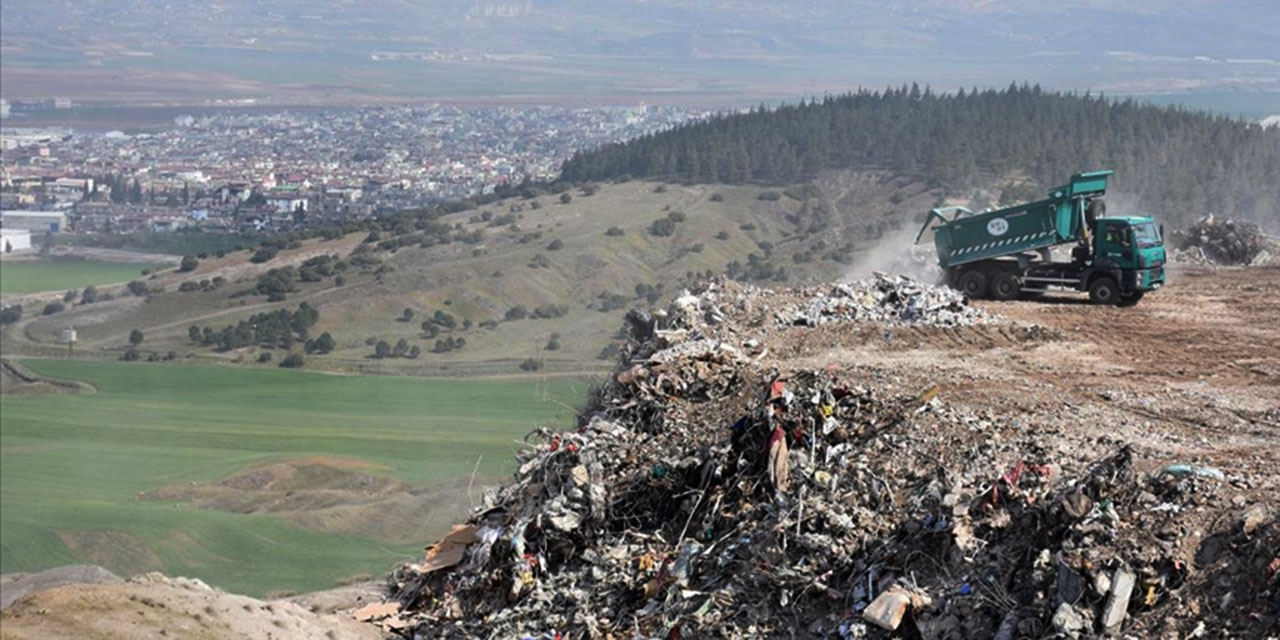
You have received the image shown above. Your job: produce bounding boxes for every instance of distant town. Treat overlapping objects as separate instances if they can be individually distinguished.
[0,102,708,243]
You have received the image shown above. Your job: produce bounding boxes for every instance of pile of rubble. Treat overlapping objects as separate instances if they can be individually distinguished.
[1170,214,1277,266]
[365,279,1274,639]
[656,274,990,338]
[778,274,990,328]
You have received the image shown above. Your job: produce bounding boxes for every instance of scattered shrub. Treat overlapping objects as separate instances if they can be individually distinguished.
[250,247,278,263]
[648,218,677,237]
[1,305,23,324]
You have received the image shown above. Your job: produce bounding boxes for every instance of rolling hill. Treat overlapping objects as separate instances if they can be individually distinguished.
[3,174,941,375]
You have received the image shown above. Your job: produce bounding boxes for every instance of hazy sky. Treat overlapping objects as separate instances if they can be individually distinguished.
[1,0,1276,104]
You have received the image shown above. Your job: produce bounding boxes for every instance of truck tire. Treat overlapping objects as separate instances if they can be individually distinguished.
[1086,198,1106,227]
[1117,291,1145,307]
[1088,277,1120,305]
[991,272,1021,301]
[957,269,989,299]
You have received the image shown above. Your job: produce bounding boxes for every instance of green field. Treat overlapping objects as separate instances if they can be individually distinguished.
[64,231,260,258]
[0,359,585,596]
[0,258,165,294]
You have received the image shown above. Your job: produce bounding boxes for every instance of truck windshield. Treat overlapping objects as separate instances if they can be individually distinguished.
[1131,222,1161,248]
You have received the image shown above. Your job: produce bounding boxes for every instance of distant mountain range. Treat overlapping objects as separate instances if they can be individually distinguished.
[1,0,1277,103]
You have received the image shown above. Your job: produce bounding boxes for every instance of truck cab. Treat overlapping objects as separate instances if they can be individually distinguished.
[1092,217,1166,298]
[1090,215,1162,285]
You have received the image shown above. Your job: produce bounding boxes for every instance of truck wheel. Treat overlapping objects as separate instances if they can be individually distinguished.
[957,270,989,299]
[991,272,1021,301]
[1086,198,1106,227]
[1088,277,1120,305]
[1117,291,1145,307]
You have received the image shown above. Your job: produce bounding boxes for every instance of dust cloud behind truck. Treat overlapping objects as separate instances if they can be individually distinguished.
[916,170,1166,306]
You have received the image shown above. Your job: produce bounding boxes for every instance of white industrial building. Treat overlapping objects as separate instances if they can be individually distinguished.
[1,210,67,232]
[1,228,33,252]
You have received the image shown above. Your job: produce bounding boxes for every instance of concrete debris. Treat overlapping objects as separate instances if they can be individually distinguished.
[363,278,1275,639]
[1052,602,1086,637]
[1101,564,1136,632]
[1170,214,1278,266]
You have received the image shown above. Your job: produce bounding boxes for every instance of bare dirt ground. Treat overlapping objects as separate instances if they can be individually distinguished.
[0,572,382,640]
[780,266,1280,478]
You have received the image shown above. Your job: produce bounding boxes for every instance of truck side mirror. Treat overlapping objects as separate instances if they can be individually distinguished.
[1159,224,1164,240]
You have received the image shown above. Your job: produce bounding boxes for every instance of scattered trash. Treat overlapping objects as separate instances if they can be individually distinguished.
[862,586,929,631]
[411,524,478,574]
[352,601,400,623]
[782,273,992,328]
[1159,463,1226,481]
[356,278,1275,639]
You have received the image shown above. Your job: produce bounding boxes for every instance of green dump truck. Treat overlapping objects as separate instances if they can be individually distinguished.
[915,170,1166,306]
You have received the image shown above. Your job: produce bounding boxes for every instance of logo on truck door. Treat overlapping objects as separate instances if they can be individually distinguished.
[987,218,1009,236]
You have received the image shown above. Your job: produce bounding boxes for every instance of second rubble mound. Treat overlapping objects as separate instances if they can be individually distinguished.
[1170,214,1278,266]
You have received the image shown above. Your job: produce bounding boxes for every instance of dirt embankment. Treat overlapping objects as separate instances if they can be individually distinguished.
[0,357,95,395]
[0,570,382,640]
